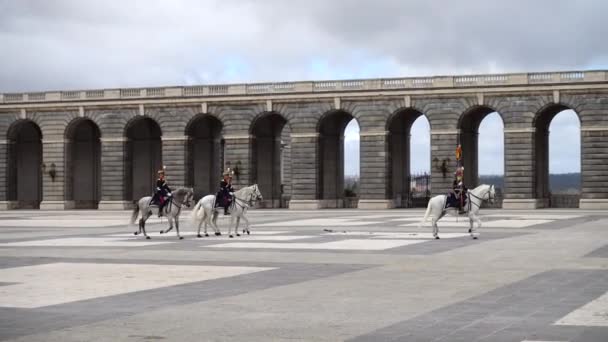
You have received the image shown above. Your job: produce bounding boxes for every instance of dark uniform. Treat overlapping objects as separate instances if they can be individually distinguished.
[215,169,234,215]
[451,179,467,214]
[152,170,172,216]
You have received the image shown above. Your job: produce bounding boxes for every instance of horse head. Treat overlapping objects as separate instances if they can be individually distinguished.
[252,184,263,202]
[176,187,195,208]
[488,184,495,204]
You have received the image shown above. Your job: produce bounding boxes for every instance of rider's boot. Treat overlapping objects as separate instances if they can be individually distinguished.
[224,206,229,216]
[458,203,465,215]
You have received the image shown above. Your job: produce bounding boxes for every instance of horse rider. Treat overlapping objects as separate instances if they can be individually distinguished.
[152,169,172,217]
[215,168,235,215]
[450,166,467,214]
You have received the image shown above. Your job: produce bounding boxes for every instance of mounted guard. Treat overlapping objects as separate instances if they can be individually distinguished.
[215,168,235,215]
[151,169,172,217]
[447,144,467,214]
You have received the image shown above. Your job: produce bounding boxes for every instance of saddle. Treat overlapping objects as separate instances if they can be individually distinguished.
[445,192,467,210]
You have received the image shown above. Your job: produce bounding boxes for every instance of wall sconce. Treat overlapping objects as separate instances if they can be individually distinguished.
[225,161,241,180]
[41,162,57,182]
[233,161,241,180]
[48,163,56,182]
[432,157,451,179]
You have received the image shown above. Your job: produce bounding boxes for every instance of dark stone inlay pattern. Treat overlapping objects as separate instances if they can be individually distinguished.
[0,259,369,341]
[349,269,608,342]
[585,244,608,258]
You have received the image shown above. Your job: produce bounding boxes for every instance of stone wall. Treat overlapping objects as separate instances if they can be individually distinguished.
[1,75,607,210]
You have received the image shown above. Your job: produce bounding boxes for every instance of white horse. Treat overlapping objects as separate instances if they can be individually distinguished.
[191,184,263,238]
[129,187,194,240]
[418,184,496,239]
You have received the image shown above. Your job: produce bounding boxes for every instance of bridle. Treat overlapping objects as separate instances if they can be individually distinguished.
[467,186,495,209]
[232,185,262,209]
[163,190,193,214]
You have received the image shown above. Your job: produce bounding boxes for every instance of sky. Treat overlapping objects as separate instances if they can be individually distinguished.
[1,0,602,175]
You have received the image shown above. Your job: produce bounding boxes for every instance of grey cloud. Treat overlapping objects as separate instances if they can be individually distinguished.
[2,0,607,92]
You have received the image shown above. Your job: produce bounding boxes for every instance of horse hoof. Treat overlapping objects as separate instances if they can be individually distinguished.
[236,234,241,237]
[473,236,478,240]
[197,234,202,238]
[215,232,221,236]
[205,233,209,237]
[146,236,151,240]
[160,230,164,234]
[247,231,250,235]
[435,236,440,240]
[133,232,138,235]
[229,235,234,238]
[179,236,184,240]
[468,228,472,233]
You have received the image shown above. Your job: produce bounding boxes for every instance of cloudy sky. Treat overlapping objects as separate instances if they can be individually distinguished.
[2,0,603,176]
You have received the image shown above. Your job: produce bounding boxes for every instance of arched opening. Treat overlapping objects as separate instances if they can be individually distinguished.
[125,117,162,201]
[7,120,42,209]
[388,109,430,207]
[344,119,359,208]
[477,112,504,206]
[186,115,223,201]
[318,111,357,208]
[65,119,101,209]
[535,106,581,207]
[251,113,287,208]
[459,107,504,191]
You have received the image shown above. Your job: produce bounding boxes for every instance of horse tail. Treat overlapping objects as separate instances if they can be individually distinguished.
[190,199,202,223]
[130,203,140,225]
[418,200,433,229]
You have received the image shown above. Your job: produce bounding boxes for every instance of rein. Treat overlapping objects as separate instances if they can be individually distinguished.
[161,192,191,216]
[467,187,493,209]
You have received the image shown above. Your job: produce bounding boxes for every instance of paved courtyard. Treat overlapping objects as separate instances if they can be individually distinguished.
[1,209,608,341]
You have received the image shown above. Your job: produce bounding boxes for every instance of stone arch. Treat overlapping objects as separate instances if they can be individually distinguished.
[124,117,162,200]
[64,118,101,208]
[317,110,358,207]
[250,112,289,208]
[185,114,224,200]
[7,120,42,208]
[533,104,581,207]
[386,108,430,207]
[458,105,505,188]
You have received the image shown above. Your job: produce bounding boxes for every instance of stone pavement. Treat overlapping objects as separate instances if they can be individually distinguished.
[1,209,608,341]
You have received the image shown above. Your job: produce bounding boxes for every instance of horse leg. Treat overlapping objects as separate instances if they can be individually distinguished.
[135,218,142,235]
[472,213,481,239]
[197,212,205,238]
[235,216,241,237]
[432,215,439,239]
[141,214,151,239]
[229,214,235,238]
[241,215,251,235]
[175,216,183,240]
[162,216,174,234]
[468,215,475,238]
[213,211,221,236]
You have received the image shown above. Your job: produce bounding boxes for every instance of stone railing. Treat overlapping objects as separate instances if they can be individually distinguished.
[1,70,606,104]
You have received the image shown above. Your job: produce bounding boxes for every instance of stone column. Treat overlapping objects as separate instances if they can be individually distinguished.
[161,136,187,188]
[39,138,66,210]
[223,134,251,190]
[288,133,320,209]
[502,128,542,209]
[358,131,392,209]
[430,130,459,197]
[0,140,11,209]
[580,127,608,209]
[98,137,130,210]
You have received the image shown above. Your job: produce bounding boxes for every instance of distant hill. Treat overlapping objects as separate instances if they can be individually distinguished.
[480,173,580,193]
